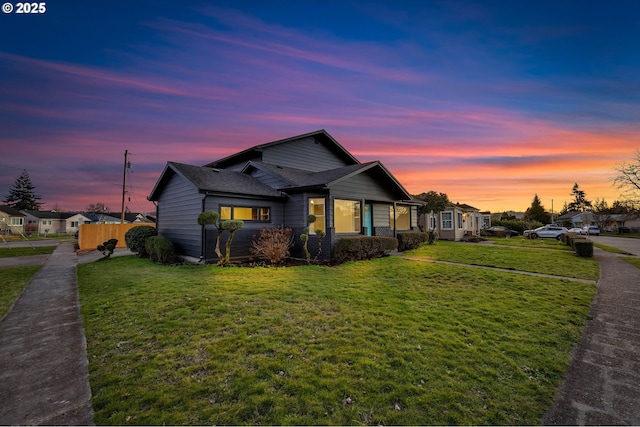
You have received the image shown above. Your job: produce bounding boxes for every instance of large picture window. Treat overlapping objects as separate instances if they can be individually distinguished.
[308,198,325,234]
[220,206,270,221]
[335,199,361,233]
[395,205,410,230]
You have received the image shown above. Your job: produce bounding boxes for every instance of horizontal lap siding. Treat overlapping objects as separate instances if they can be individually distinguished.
[263,137,350,171]
[157,174,203,258]
[373,203,391,227]
[331,173,398,201]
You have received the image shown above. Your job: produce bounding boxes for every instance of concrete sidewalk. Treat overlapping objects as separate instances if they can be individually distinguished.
[0,242,94,425]
[543,248,640,425]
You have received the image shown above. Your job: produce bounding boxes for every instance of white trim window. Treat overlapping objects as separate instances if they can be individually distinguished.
[308,198,325,234]
[10,217,23,226]
[441,211,453,230]
[457,212,463,230]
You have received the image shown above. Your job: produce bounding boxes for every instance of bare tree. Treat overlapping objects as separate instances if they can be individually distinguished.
[86,202,109,213]
[613,150,640,204]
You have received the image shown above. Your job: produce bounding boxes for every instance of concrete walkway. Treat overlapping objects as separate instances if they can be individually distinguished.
[543,248,640,425]
[0,242,94,425]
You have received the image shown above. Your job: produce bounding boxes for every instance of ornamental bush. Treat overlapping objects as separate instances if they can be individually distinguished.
[145,235,176,264]
[333,236,398,263]
[397,232,429,251]
[574,240,594,257]
[97,238,118,260]
[250,226,293,265]
[124,225,157,258]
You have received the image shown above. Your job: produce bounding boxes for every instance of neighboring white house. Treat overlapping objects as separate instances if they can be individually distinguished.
[65,213,93,235]
[0,205,26,235]
[419,203,482,241]
[555,210,594,228]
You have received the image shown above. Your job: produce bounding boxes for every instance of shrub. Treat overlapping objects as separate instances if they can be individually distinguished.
[574,240,594,257]
[124,226,157,258]
[566,234,587,249]
[333,236,398,263]
[397,232,429,251]
[97,238,118,260]
[145,236,176,264]
[250,226,293,265]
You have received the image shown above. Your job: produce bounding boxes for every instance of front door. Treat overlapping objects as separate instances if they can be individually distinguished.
[364,204,372,236]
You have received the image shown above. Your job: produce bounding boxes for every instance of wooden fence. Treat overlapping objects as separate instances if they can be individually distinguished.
[78,223,155,250]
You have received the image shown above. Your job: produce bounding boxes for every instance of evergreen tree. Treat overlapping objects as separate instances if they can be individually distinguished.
[3,169,42,211]
[524,194,551,224]
[567,182,592,212]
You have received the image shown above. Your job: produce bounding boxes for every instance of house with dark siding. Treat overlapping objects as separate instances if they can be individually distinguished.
[148,130,420,262]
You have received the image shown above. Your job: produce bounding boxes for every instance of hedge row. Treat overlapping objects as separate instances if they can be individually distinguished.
[333,236,398,263]
[560,233,593,258]
[125,225,178,264]
[397,232,429,251]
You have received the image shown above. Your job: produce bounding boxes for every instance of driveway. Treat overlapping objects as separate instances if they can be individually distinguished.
[589,235,640,256]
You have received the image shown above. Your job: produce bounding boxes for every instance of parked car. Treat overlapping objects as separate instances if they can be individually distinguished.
[523,225,569,239]
[568,228,583,234]
[482,226,519,237]
[582,225,600,235]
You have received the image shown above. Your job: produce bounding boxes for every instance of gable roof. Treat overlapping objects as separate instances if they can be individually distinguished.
[22,210,75,220]
[0,205,24,216]
[148,162,285,201]
[204,129,360,169]
[244,161,413,199]
[556,210,591,220]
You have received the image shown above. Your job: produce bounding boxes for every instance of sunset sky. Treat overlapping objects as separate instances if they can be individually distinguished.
[1,1,638,214]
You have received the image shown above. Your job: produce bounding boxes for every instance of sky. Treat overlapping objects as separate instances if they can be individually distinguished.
[1,0,639,214]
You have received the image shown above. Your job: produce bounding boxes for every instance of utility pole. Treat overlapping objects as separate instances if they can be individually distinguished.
[121,150,128,224]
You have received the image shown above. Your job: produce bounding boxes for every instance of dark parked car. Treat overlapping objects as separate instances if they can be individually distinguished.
[482,226,519,237]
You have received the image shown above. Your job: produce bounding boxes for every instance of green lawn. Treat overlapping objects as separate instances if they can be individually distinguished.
[405,240,599,280]
[486,236,572,251]
[0,246,57,258]
[79,252,597,425]
[0,265,41,317]
[623,257,640,269]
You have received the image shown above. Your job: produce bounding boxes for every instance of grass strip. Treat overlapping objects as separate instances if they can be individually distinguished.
[593,243,633,255]
[0,265,41,318]
[79,256,596,425]
[622,257,640,269]
[487,237,572,250]
[405,241,598,280]
[0,246,57,258]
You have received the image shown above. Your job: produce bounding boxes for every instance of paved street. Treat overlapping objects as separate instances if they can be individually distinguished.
[590,235,640,256]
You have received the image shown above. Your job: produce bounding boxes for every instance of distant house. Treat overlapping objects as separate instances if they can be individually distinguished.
[419,203,482,241]
[22,210,96,235]
[0,205,26,235]
[19,210,153,235]
[555,211,594,228]
[148,130,420,262]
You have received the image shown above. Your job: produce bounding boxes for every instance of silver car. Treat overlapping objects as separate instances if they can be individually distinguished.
[523,225,569,239]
